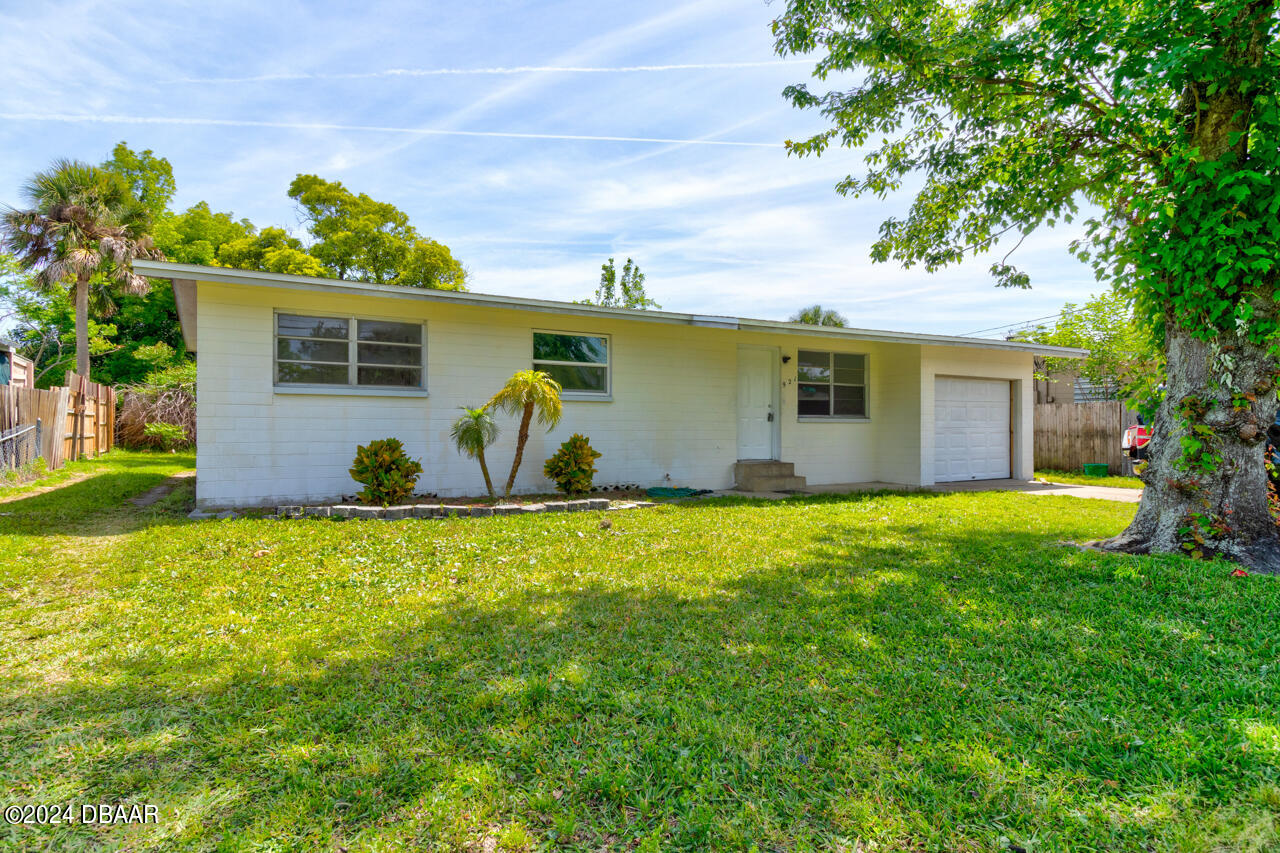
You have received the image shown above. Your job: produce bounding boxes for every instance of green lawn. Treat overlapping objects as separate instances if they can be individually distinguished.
[1036,469,1146,489]
[2,453,1278,851]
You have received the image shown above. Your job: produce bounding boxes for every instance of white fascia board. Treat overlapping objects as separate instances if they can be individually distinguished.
[133,260,1086,358]
[737,318,1087,357]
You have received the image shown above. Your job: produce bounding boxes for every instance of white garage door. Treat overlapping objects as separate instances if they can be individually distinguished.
[934,377,1010,482]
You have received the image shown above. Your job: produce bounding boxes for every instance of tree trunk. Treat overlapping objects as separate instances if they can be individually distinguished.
[74,273,90,378]
[502,403,535,498]
[478,448,495,498]
[1098,5,1280,572]
[1097,322,1280,573]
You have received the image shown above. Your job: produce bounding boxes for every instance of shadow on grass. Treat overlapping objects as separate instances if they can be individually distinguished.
[2,492,1276,850]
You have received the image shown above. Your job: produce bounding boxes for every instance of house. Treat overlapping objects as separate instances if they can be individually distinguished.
[134,260,1084,509]
[0,339,34,389]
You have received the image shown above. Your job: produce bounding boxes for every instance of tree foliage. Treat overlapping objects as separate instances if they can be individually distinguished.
[1,257,117,386]
[288,174,467,289]
[3,143,471,384]
[487,370,564,498]
[102,142,175,223]
[791,304,848,327]
[774,0,1280,568]
[152,201,254,266]
[216,226,328,277]
[586,257,659,309]
[451,406,500,498]
[1018,291,1161,403]
[1,158,161,377]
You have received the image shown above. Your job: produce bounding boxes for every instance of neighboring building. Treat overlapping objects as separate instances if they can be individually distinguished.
[136,260,1083,509]
[0,339,34,389]
[1032,361,1123,404]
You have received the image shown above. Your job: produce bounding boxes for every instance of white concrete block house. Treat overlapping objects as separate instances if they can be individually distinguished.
[135,260,1083,509]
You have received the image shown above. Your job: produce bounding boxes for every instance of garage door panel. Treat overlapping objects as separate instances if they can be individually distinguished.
[934,377,1010,482]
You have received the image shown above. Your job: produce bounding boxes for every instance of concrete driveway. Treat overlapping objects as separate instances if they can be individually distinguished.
[927,478,1142,503]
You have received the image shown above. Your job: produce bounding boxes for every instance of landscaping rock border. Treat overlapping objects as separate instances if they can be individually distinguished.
[274,498,657,520]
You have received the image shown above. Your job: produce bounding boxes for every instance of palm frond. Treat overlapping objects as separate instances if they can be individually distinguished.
[450,407,499,457]
[486,370,564,429]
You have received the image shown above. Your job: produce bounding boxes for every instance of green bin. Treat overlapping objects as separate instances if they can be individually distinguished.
[1082,463,1109,477]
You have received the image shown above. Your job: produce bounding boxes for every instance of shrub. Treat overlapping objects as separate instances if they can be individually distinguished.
[142,422,190,452]
[116,360,196,450]
[349,438,423,506]
[543,434,602,497]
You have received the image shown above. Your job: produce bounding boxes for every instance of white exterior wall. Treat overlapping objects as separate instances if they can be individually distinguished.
[194,280,1033,507]
[919,345,1035,485]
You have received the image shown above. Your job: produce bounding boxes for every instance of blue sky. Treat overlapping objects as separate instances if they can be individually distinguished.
[0,0,1101,336]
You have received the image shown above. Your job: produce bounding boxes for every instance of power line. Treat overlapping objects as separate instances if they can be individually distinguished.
[961,311,1066,338]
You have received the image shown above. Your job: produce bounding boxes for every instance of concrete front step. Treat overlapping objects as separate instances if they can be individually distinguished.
[734,460,807,492]
[739,475,808,492]
[734,460,795,479]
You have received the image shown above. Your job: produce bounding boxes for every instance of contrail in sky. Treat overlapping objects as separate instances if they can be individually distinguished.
[170,60,811,84]
[0,113,782,148]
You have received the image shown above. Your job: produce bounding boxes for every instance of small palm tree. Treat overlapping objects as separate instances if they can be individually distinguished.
[487,370,563,498]
[791,304,848,327]
[450,406,500,498]
[2,159,161,378]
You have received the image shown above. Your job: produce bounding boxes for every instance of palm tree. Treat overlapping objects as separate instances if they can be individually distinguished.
[791,304,848,327]
[450,406,500,498]
[2,159,161,378]
[487,370,563,498]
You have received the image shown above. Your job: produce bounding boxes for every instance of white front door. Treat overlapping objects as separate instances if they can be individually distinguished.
[737,346,777,460]
[934,377,1011,481]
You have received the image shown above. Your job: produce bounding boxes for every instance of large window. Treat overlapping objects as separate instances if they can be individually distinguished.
[276,313,424,389]
[533,331,609,395]
[797,350,867,418]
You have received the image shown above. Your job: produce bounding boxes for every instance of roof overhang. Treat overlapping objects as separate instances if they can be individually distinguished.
[171,278,197,353]
[134,260,1087,359]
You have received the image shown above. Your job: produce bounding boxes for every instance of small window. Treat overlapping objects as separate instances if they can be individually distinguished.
[532,332,609,395]
[276,313,424,389]
[798,350,866,418]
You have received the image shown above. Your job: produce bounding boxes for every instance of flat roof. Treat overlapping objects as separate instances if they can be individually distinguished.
[134,259,1087,358]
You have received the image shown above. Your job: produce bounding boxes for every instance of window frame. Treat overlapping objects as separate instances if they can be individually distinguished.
[531,329,612,401]
[273,309,428,396]
[796,349,870,421]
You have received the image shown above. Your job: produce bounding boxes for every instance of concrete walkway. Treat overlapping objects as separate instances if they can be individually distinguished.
[928,478,1142,503]
[713,478,1142,503]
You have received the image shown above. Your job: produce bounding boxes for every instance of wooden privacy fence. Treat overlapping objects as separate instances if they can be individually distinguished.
[63,371,117,462]
[1034,401,1141,475]
[0,372,116,471]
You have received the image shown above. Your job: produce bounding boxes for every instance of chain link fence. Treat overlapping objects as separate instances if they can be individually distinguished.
[0,419,42,471]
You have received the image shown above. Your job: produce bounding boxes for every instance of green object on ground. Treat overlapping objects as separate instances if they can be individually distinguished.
[1082,463,1110,477]
[645,486,699,498]
[4,453,1276,849]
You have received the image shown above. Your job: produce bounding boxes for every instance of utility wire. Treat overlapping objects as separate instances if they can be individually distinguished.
[961,311,1067,338]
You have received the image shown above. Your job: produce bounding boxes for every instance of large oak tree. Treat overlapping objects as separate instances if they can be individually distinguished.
[775,0,1280,570]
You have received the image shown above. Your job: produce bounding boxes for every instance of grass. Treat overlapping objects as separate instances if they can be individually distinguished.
[1,454,1278,851]
[1036,468,1145,489]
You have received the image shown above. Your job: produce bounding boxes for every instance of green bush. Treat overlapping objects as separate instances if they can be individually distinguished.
[349,438,423,506]
[543,433,602,497]
[142,422,190,452]
[142,360,197,388]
